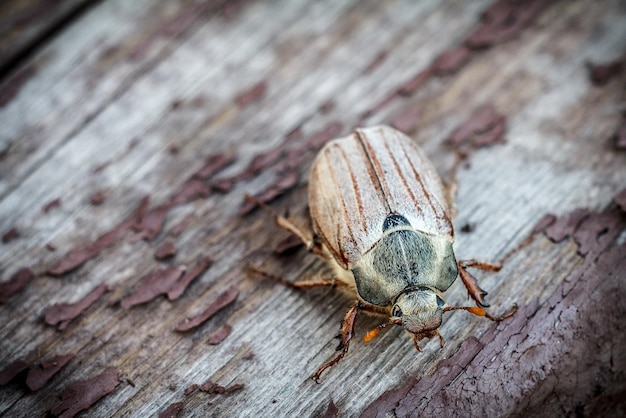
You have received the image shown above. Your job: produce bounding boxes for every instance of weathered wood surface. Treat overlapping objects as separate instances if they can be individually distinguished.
[0,0,94,76]
[1,0,625,416]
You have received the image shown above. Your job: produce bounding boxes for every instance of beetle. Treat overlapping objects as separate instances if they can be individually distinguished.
[252,125,515,382]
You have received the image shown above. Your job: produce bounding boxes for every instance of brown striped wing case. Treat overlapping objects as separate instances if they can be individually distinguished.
[308,125,453,270]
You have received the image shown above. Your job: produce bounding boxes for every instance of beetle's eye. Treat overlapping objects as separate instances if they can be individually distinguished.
[436,296,445,307]
[393,307,403,317]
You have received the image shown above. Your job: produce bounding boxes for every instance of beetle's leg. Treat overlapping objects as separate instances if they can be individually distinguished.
[312,303,359,383]
[435,330,445,348]
[444,304,518,322]
[457,261,490,307]
[275,217,329,261]
[460,259,502,271]
[275,216,311,247]
[243,194,326,258]
[247,266,346,289]
[291,277,348,289]
[444,150,468,220]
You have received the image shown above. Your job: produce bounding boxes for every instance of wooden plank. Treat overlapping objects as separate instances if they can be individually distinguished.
[1,0,625,416]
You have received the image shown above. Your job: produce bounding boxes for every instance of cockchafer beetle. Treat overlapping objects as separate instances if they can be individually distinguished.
[250,125,515,382]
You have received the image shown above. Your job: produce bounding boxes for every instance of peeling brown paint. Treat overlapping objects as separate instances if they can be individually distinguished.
[235,81,267,107]
[444,105,507,147]
[465,0,551,49]
[51,367,119,418]
[544,208,589,243]
[43,284,110,330]
[0,268,35,303]
[184,384,198,395]
[323,399,339,418]
[48,196,149,276]
[89,191,106,206]
[42,198,61,213]
[155,240,177,260]
[26,353,75,391]
[175,285,239,332]
[396,68,433,97]
[49,152,231,277]
[586,59,623,86]
[198,379,244,394]
[390,107,421,133]
[532,213,556,233]
[192,153,236,181]
[364,51,388,74]
[614,188,626,212]
[432,45,472,75]
[133,204,171,241]
[121,267,185,309]
[361,201,626,417]
[239,170,299,215]
[2,227,20,243]
[167,257,213,301]
[169,214,196,237]
[206,323,233,345]
[158,402,183,418]
[0,359,29,386]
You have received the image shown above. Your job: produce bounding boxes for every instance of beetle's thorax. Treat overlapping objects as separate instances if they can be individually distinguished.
[351,214,458,307]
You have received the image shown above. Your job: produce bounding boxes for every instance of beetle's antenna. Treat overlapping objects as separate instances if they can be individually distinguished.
[443,305,517,322]
[363,318,401,342]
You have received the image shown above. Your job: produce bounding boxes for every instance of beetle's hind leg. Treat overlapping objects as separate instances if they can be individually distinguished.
[313,302,390,383]
[247,265,347,290]
[312,303,359,383]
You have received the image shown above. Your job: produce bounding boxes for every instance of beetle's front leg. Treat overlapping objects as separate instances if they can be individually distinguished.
[312,303,359,383]
[460,259,502,271]
[457,260,498,307]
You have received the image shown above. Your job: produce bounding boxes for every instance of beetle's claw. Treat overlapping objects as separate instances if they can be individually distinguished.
[476,289,490,307]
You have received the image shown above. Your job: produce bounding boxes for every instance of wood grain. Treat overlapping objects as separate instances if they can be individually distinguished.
[1,0,625,416]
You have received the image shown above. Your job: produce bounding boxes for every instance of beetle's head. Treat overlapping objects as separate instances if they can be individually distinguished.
[363,286,446,350]
[363,287,512,351]
[392,286,445,349]
[393,286,443,333]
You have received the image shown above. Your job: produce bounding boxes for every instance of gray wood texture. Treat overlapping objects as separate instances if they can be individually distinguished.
[1,0,625,416]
